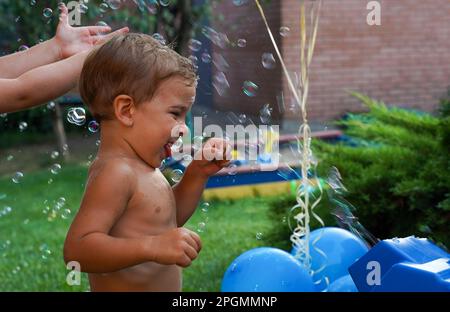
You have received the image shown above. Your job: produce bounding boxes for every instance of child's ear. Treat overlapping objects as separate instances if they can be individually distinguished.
[113,95,135,126]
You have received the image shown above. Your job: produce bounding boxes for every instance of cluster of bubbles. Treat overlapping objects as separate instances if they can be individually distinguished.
[42,197,72,222]
[196,202,210,233]
[0,206,12,218]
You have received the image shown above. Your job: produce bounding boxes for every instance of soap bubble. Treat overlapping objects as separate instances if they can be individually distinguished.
[61,209,71,219]
[50,163,62,175]
[79,3,88,13]
[238,114,247,123]
[43,8,53,18]
[171,169,183,183]
[1,206,12,216]
[88,120,100,133]
[99,2,109,13]
[212,53,229,72]
[50,151,59,159]
[227,163,238,175]
[47,101,56,110]
[55,197,66,209]
[18,121,28,132]
[39,244,52,260]
[188,55,199,68]
[201,52,212,63]
[197,222,206,233]
[12,172,24,184]
[95,21,109,27]
[242,81,258,97]
[256,232,263,240]
[259,104,272,123]
[213,72,230,97]
[237,38,247,48]
[18,45,29,52]
[152,33,166,45]
[67,107,86,126]
[233,0,248,6]
[159,0,171,6]
[107,0,122,10]
[188,39,202,52]
[202,26,229,49]
[262,52,276,69]
[200,202,210,213]
[280,26,290,37]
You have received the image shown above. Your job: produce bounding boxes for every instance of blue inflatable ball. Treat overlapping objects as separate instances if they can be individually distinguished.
[328,275,358,292]
[221,247,315,292]
[291,227,369,291]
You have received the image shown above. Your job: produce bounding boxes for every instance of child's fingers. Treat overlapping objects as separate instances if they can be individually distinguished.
[183,233,200,252]
[188,231,202,252]
[178,255,192,268]
[184,244,199,261]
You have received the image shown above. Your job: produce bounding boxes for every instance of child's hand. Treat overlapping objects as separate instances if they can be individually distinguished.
[188,138,232,179]
[151,228,202,268]
[54,3,128,59]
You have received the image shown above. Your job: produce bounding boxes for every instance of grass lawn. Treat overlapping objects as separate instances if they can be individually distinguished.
[0,163,287,291]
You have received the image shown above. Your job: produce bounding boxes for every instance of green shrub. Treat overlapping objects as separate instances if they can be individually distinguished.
[311,92,450,248]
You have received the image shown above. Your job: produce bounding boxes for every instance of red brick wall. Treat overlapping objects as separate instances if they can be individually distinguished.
[282,0,450,121]
[210,0,450,124]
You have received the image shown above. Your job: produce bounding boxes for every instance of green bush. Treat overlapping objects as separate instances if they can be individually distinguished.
[308,92,450,248]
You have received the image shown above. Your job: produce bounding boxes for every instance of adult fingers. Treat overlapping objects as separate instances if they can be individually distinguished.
[91,27,129,45]
[85,26,112,35]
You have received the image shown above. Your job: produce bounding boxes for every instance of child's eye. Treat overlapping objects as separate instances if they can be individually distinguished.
[170,112,181,117]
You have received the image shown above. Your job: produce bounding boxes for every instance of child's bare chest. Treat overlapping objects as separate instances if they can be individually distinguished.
[110,171,177,236]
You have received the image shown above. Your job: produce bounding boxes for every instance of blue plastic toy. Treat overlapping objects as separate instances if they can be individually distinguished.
[349,236,450,292]
[291,227,369,291]
[221,247,315,292]
[328,274,358,292]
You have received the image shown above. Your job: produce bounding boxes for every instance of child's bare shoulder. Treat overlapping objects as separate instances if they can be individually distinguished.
[87,157,136,187]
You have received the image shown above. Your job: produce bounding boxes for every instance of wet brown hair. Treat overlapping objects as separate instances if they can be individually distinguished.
[79,33,197,121]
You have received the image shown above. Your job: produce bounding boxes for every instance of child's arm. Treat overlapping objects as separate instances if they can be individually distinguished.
[0,3,111,79]
[0,26,128,114]
[173,138,231,226]
[64,160,201,273]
